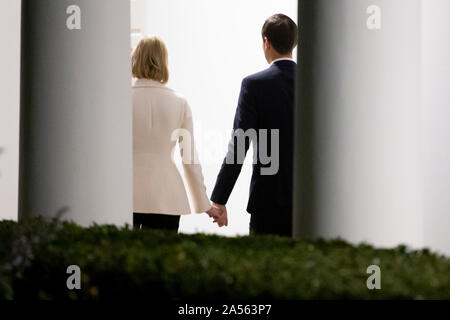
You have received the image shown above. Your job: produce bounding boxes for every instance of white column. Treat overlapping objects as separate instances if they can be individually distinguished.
[0,0,21,221]
[421,0,450,255]
[294,0,423,248]
[19,0,133,226]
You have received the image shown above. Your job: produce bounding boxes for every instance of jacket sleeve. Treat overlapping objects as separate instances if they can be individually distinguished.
[210,77,257,205]
[178,100,211,213]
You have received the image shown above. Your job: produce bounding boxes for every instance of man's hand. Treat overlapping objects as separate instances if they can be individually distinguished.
[206,203,228,227]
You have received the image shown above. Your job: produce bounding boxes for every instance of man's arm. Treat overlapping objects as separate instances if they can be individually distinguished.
[210,77,257,205]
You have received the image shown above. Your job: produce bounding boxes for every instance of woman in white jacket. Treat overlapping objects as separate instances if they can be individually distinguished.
[131,36,225,231]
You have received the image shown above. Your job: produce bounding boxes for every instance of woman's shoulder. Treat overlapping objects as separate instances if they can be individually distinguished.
[132,78,172,90]
[133,78,186,100]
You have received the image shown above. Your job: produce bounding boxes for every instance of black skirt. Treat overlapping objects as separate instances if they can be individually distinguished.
[133,212,180,232]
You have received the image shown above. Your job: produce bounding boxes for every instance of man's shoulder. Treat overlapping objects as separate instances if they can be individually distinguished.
[244,67,273,83]
[241,67,277,90]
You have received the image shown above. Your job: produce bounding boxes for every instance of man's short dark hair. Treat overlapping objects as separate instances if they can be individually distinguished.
[261,14,298,55]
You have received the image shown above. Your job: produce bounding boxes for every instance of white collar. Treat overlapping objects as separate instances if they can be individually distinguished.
[132,78,168,89]
[270,57,297,65]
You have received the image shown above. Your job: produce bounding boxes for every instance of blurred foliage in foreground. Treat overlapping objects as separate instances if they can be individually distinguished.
[0,218,449,300]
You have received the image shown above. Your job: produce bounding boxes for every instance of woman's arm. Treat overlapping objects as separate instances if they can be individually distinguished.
[178,100,212,214]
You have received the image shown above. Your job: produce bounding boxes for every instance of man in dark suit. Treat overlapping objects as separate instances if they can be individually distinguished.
[207,14,297,236]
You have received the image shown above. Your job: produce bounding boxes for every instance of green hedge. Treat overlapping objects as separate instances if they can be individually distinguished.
[0,218,449,300]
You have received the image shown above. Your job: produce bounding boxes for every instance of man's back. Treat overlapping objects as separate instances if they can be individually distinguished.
[211,59,295,214]
[209,13,298,235]
[242,59,295,213]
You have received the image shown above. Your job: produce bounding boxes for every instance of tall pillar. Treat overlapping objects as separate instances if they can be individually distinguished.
[19,0,133,226]
[421,0,450,255]
[0,0,21,221]
[294,0,422,248]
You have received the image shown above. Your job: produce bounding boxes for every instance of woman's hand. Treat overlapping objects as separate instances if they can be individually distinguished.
[206,203,228,227]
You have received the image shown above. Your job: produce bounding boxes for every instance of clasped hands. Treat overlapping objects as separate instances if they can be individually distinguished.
[206,202,228,227]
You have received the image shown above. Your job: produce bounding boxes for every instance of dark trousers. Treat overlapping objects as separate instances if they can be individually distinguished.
[249,207,292,237]
[133,212,180,232]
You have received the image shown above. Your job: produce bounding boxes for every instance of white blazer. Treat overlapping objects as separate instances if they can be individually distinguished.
[132,78,211,215]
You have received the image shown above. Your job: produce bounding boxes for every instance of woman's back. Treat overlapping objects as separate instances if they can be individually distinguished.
[131,36,212,228]
[132,78,210,215]
[133,78,185,161]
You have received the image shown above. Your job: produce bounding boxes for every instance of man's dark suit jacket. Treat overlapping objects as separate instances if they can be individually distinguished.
[211,59,295,214]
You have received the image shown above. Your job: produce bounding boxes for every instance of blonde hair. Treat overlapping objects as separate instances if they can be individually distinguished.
[132,36,169,84]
